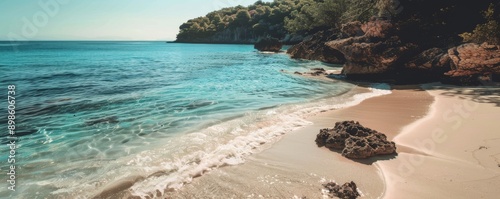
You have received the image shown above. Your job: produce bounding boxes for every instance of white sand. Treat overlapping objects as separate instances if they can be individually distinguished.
[170,84,500,199]
[378,85,500,198]
[170,86,433,198]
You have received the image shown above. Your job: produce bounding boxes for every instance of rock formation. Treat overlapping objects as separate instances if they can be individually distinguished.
[286,29,346,64]
[288,18,499,84]
[316,121,396,159]
[323,181,360,199]
[339,21,364,38]
[443,43,500,84]
[325,19,420,81]
[254,37,283,52]
[405,48,452,73]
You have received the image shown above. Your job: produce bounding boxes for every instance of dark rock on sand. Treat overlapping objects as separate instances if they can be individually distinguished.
[323,181,360,199]
[316,121,396,159]
[311,68,326,72]
[287,29,346,64]
[443,43,500,85]
[254,37,282,52]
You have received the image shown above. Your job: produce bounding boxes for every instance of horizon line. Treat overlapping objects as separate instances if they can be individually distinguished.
[0,40,175,42]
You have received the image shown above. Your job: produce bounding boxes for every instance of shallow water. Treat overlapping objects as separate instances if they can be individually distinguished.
[0,41,385,198]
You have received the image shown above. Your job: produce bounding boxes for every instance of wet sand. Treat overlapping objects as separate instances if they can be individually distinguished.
[170,86,434,198]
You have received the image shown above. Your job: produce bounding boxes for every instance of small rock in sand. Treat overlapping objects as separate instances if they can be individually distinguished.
[311,68,326,72]
[323,181,360,199]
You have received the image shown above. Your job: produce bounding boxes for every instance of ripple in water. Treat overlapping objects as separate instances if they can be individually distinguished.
[0,42,388,198]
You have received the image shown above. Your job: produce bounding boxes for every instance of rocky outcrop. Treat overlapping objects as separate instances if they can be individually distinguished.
[405,48,452,71]
[287,29,346,64]
[323,181,360,199]
[316,121,396,159]
[325,20,419,81]
[360,18,395,38]
[254,37,283,52]
[339,21,364,38]
[403,48,453,81]
[327,36,417,80]
[443,43,500,84]
[288,18,499,84]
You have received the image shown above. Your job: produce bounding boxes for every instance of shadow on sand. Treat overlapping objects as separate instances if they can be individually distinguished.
[326,147,398,165]
[437,87,500,107]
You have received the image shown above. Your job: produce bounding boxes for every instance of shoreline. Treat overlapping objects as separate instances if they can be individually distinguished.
[168,84,434,198]
[105,83,392,198]
[115,82,499,198]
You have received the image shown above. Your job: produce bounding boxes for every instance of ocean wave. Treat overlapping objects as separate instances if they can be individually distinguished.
[13,84,391,199]
[120,84,392,198]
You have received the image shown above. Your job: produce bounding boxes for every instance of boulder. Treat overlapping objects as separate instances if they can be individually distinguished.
[316,121,396,159]
[360,19,395,38]
[402,48,453,82]
[445,43,500,79]
[311,68,326,72]
[287,29,346,64]
[325,20,418,81]
[323,181,360,199]
[326,36,417,80]
[340,21,364,38]
[254,37,283,52]
[405,48,451,71]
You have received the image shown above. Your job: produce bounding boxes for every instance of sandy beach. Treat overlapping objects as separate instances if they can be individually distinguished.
[169,85,433,198]
[378,84,500,198]
[169,83,500,198]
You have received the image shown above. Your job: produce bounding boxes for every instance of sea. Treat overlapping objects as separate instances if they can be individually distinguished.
[0,41,390,198]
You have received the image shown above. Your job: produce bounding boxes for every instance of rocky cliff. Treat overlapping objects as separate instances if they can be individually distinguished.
[288,18,500,84]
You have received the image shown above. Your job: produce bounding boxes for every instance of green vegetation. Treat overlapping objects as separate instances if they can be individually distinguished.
[460,4,500,45]
[175,0,500,46]
[175,0,385,43]
[176,0,305,43]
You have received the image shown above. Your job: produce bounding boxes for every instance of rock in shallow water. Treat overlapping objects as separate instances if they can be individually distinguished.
[316,121,396,159]
[323,181,360,199]
[254,37,283,52]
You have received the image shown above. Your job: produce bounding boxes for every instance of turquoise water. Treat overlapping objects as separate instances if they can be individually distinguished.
[0,42,366,198]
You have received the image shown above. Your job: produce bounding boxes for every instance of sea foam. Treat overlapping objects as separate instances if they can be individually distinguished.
[125,84,392,198]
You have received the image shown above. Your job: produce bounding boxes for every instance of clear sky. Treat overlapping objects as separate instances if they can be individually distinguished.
[0,0,273,41]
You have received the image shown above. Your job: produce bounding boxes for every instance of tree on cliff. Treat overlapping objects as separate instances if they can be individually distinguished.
[175,0,500,46]
[460,3,500,45]
[176,0,383,43]
[396,0,499,47]
[176,0,308,43]
[284,0,379,33]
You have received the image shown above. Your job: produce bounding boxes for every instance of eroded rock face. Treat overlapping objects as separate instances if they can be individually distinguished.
[316,121,396,159]
[289,18,499,84]
[440,43,500,85]
[446,43,500,76]
[328,36,416,77]
[360,19,394,38]
[323,181,360,199]
[340,21,364,38]
[287,29,346,64]
[325,20,418,80]
[402,48,453,81]
[254,37,283,52]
